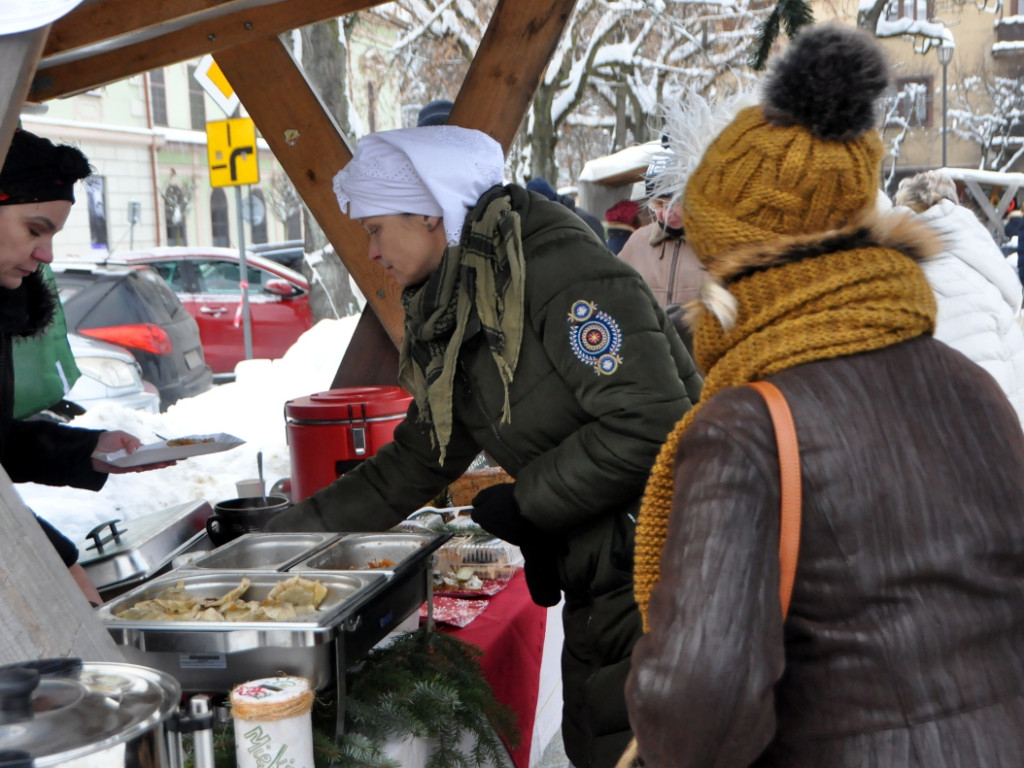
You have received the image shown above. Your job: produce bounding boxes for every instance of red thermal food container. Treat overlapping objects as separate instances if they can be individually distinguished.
[285,386,413,501]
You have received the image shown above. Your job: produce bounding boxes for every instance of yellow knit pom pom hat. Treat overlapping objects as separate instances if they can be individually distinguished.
[683,23,891,282]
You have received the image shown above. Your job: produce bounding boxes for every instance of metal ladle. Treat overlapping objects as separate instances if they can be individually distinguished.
[257,450,267,505]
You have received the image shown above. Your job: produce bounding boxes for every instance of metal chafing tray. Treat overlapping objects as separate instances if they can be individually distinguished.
[96,569,386,693]
[289,531,452,659]
[180,532,339,571]
[77,499,214,599]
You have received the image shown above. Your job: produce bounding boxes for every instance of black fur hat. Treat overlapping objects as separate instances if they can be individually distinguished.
[0,129,92,206]
[762,23,890,141]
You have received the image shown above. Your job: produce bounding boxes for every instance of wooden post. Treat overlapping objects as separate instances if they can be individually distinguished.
[0,465,123,664]
[0,28,49,163]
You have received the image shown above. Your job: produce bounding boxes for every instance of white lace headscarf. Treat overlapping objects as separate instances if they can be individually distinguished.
[333,126,506,246]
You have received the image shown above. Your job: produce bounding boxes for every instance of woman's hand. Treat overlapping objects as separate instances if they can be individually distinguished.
[91,430,177,474]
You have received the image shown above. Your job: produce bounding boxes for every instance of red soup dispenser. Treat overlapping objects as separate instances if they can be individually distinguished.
[285,386,413,501]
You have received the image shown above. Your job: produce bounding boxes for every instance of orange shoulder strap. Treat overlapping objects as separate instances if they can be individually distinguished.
[747,381,802,618]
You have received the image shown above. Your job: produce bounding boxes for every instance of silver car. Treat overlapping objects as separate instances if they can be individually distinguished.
[66,332,160,413]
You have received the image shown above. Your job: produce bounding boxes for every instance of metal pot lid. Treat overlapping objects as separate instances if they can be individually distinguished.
[76,499,213,592]
[285,386,412,421]
[0,660,181,763]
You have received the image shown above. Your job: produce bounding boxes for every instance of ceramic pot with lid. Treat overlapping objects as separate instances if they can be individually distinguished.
[206,495,291,547]
[0,659,183,767]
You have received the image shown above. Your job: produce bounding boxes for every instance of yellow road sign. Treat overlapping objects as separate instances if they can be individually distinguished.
[206,118,259,187]
[195,54,240,116]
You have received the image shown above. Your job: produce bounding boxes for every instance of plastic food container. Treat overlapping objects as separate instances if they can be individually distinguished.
[433,536,523,597]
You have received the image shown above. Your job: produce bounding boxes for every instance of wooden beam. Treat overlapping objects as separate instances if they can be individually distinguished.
[44,0,254,58]
[0,466,124,664]
[214,36,406,346]
[331,307,400,389]
[448,0,578,151]
[0,28,48,158]
[30,0,388,103]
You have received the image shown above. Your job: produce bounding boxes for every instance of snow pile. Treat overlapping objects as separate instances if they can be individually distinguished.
[18,316,359,545]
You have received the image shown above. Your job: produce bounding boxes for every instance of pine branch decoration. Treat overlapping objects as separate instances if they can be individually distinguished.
[749,0,815,70]
[188,628,517,768]
[338,628,519,768]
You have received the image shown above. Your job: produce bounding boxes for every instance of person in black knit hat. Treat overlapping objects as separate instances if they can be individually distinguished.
[0,128,173,604]
[416,99,454,127]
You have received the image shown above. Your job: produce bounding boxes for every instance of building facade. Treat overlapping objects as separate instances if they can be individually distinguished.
[23,60,307,259]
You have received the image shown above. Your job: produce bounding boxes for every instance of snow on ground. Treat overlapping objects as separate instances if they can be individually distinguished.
[18,316,359,546]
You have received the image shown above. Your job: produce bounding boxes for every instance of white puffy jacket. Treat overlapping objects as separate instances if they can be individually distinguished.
[907,199,1024,427]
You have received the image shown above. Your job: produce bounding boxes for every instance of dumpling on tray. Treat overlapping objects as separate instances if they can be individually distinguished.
[265,574,328,609]
[206,576,251,607]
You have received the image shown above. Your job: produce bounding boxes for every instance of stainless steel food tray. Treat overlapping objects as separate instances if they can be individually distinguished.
[291,531,447,573]
[78,499,213,598]
[290,531,451,658]
[180,532,339,571]
[97,569,386,692]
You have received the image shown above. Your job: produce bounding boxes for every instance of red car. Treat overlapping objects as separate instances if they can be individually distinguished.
[111,247,314,377]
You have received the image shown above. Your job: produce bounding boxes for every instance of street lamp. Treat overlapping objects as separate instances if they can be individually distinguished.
[937,43,954,168]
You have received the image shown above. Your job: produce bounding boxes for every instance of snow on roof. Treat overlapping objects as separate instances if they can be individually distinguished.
[875,17,954,47]
[993,41,1024,54]
[578,140,663,185]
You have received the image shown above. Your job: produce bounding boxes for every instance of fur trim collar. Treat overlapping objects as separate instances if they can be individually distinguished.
[0,270,58,338]
[687,207,943,331]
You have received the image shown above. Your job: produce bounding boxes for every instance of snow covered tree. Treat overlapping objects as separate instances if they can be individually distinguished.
[359,0,770,186]
[291,19,362,320]
[880,80,928,192]
[160,174,194,247]
[948,67,1024,172]
[751,0,1002,68]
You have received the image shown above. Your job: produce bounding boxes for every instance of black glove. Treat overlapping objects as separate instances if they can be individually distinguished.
[521,541,562,607]
[471,483,562,607]
[470,483,537,546]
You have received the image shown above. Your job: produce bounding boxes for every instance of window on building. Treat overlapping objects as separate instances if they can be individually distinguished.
[187,65,206,131]
[894,76,933,128]
[84,176,109,251]
[164,184,187,246]
[211,188,230,247]
[149,69,167,127]
[886,0,933,20]
[249,189,268,245]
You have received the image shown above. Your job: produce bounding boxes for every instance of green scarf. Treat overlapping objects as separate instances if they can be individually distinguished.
[398,189,526,464]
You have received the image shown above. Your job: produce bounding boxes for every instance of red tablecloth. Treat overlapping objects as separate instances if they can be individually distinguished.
[435,570,548,768]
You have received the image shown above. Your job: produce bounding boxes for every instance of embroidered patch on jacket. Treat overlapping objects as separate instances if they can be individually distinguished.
[567,299,623,375]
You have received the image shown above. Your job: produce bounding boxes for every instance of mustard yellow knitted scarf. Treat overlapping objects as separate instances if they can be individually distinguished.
[632,246,936,629]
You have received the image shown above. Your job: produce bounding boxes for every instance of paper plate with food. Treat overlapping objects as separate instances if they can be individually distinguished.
[95,433,245,468]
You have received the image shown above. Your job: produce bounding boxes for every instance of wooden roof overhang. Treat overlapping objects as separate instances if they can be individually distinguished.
[4,0,578,375]
[0,0,579,664]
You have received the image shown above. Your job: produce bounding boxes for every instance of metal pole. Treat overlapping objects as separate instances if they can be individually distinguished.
[235,185,253,361]
[941,59,948,168]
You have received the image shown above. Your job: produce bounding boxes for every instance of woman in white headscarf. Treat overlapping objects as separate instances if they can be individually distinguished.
[267,125,701,768]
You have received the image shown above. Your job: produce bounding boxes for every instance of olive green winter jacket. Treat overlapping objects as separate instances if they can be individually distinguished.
[267,184,701,767]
